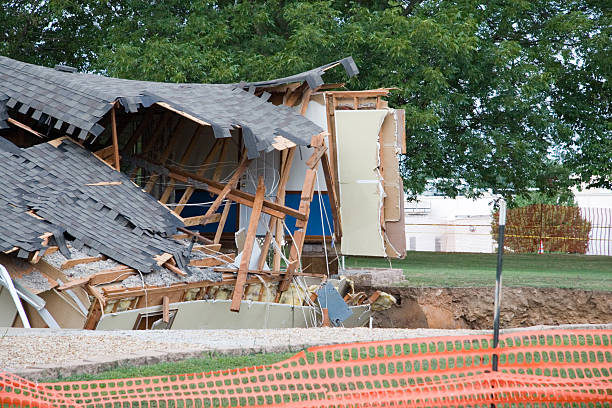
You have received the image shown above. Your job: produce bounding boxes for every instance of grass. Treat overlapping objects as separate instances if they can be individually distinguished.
[44,352,295,383]
[346,251,612,291]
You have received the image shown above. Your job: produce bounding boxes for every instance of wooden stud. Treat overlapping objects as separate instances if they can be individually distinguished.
[300,88,313,116]
[110,103,121,171]
[154,253,174,266]
[6,117,44,138]
[61,256,106,270]
[199,153,250,225]
[183,212,221,227]
[57,276,91,290]
[166,165,302,221]
[162,296,170,323]
[230,176,265,312]
[193,244,222,254]
[89,268,137,285]
[321,149,342,240]
[164,262,187,277]
[214,200,232,245]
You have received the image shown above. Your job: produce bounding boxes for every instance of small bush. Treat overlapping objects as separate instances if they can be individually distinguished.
[492,204,590,254]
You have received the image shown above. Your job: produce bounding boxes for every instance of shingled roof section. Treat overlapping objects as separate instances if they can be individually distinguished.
[240,57,359,89]
[0,93,8,129]
[0,56,334,158]
[0,137,188,273]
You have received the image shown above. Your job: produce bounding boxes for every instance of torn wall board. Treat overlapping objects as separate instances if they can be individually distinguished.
[335,110,388,257]
[380,111,403,222]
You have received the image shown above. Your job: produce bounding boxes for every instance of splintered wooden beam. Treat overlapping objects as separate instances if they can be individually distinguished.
[199,153,250,225]
[61,256,106,270]
[183,212,221,226]
[174,139,225,215]
[214,200,232,244]
[166,165,303,221]
[230,176,265,312]
[58,276,91,290]
[110,103,121,171]
[7,117,44,138]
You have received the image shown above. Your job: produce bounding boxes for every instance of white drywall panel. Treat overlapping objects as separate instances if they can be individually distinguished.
[335,110,388,257]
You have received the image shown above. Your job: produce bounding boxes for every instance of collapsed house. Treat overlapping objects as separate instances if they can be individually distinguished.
[0,55,405,330]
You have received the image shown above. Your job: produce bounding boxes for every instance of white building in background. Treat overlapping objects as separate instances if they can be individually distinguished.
[404,193,496,253]
[404,187,612,254]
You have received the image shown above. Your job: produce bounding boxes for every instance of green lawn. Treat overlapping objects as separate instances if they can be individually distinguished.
[346,252,612,291]
[44,352,294,382]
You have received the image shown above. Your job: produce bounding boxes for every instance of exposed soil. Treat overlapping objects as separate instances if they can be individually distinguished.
[362,286,612,330]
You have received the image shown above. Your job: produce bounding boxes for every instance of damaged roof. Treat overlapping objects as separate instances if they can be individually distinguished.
[0,56,355,158]
[0,137,189,273]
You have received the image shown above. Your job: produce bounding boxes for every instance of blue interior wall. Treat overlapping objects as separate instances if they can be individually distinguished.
[177,190,238,234]
[284,192,333,236]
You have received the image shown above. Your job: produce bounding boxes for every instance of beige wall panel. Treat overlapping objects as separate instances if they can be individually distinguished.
[335,110,388,257]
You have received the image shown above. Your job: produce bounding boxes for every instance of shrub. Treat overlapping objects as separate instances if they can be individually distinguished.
[492,204,590,254]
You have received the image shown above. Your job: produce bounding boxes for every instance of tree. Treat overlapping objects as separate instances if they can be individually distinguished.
[1,0,610,197]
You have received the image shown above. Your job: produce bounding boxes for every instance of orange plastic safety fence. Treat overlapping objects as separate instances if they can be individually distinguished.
[1,329,610,407]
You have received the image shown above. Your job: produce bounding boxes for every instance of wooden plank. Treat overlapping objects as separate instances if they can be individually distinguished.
[94,145,115,160]
[174,139,224,215]
[300,88,313,115]
[162,296,170,323]
[61,256,105,270]
[167,165,303,221]
[7,117,43,138]
[285,82,309,107]
[177,227,214,244]
[110,103,121,171]
[276,162,318,297]
[192,244,222,254]
[214,200,232,244]
[159,126,203,204]
[58,277,90,290]
[89,268,137,285]
[154,253,174,266]
[183,212,221,226]
[156,102,211,127]
[83,299,102,330]
[199,153,250,225]
[305,145,327,169]
[190,256,233,267]
[164,262,187,277]
[323,89,392,97]
[230,176,265,312]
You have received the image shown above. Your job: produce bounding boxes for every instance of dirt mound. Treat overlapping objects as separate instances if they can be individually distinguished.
[364,286,612,329]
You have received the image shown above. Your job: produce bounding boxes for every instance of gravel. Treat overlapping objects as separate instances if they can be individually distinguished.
[2,324,609,377]
[14,269,54,293]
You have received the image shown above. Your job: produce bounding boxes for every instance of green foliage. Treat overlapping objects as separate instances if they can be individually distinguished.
[1,0,610,196]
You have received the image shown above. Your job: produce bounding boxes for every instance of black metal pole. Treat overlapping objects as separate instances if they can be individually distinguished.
[492,198,506,372]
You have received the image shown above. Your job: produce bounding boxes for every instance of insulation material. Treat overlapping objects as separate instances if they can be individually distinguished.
[380,111,403,222]
[335,110,388,257]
